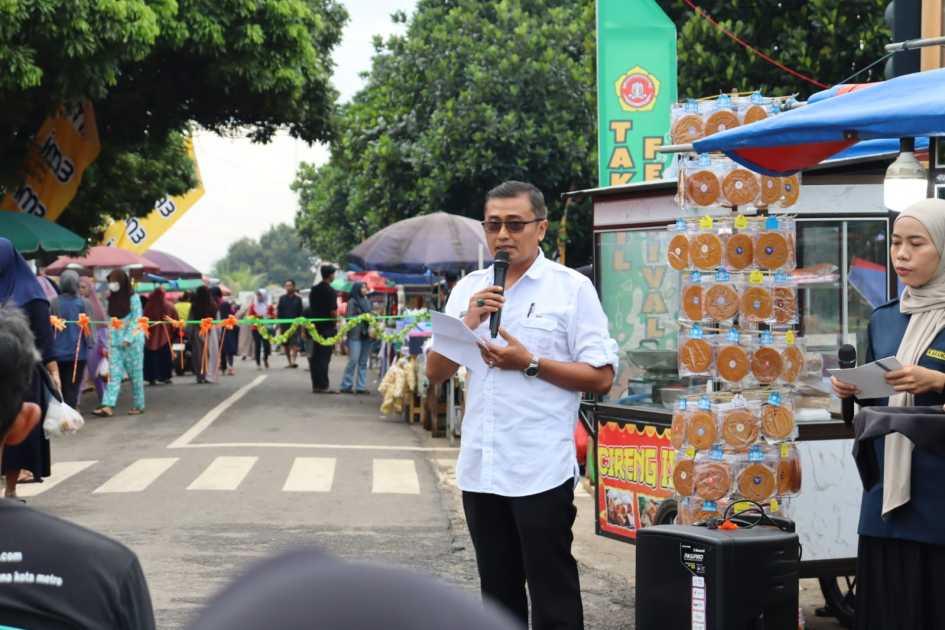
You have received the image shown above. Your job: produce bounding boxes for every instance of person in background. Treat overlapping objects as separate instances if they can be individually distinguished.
[188,286,219,384]
[213,286,238,375]
[0,238,57,501]
[175,291,193,323]
[248,288,274,370]
[236,295,254,362]
[186,548,519,630]
[94,270,145,417]
[49,270,94,408]
[143,286,178,386]
[80,276,108,403]
[339,282,373,395]
[0,306,156,628]
[307,265,338,393]
[277,279,304,368]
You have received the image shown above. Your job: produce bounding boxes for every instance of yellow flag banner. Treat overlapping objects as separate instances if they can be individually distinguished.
[102,138,205,254]
[1,101,101,220]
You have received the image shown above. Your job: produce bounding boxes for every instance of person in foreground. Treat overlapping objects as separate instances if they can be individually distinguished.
[426,181,618,630]
[831,198,945,630]
[0,306,156,629]
[186,547,519,630]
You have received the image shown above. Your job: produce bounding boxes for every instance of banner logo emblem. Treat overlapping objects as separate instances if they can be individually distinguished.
[615,66,660,112]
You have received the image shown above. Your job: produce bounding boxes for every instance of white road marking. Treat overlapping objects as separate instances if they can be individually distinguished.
[372,459,420,495]
[282,457,336,492]
[187,456,257,491]
[93,458,179,494]
[173,441,458,453]
[167,375,267,448]
[18,461,97,497]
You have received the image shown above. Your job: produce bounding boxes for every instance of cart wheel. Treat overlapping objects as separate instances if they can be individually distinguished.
[817,574,855,628]
[653,499,677,526]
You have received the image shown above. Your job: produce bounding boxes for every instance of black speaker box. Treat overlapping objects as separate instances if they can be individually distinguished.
[636,524,800,630]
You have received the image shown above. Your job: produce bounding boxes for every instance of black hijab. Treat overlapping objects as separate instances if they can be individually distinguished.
[106,269,132,318]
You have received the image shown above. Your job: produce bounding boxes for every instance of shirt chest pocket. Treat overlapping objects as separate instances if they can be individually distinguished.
[520,316,558,356]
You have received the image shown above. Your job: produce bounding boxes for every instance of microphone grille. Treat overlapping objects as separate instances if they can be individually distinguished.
[495,250,510,263]
[838,344,856,362]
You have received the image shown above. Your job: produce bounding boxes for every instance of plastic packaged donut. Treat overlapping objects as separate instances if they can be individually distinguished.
[724,222,755,271]
[704,273,739,322]
[761,391,797,442]
[690,232,723,271]
[718,398,761,451]
[666,228,691,271]
[716,328,750,385]
[736,451,778,503]
[704,95,740,136]
[754,216,796,271]
[779,333,805,385]
[772,274,798,326]
[759,175,783,206]
[693,451,733,501]
[780,174,801,208]
[686,396,718,450]
[673,454,696,497]
[750,331,783,385]
[676,496,730,525]
[776,443,802,496]
[671,398,690,450]
[681,274,705,322]
[670,101,706,144]
[739,275,775,324]
[679,325,714,376]
[722,167,761,207]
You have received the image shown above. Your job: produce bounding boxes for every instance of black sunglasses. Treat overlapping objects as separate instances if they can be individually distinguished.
[481,218,543,234]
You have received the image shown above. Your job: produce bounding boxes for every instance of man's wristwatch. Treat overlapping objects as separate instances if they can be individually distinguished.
[523,356,540,377]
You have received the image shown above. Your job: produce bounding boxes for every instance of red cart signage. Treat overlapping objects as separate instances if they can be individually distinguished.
[596,420,675,541]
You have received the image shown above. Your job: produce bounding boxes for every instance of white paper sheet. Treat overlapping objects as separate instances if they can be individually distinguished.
[828,356,903,399]
[430,311,487,370]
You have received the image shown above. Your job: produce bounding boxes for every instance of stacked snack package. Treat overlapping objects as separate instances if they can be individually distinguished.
[670,92,782,145]
[667,146,805,525]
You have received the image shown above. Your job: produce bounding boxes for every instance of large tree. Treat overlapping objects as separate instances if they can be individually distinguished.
[295,0,891,269]
[1,0,347,236]
[213,223,315,290]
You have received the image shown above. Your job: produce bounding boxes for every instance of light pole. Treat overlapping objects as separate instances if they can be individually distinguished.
[884,137,929,212]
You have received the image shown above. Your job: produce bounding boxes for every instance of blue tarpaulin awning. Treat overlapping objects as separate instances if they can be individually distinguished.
[692,68,945,176]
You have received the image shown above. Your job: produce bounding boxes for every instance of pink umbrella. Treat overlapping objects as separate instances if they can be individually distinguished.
[141,249,203,279]
[44,246,160,276]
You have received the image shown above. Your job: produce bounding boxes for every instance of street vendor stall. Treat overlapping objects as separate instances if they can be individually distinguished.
[567,67,945,625]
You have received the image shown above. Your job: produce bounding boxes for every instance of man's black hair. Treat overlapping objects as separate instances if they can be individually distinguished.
[320,265,336,279]
[484,181,547,219]
[0,307,37,439]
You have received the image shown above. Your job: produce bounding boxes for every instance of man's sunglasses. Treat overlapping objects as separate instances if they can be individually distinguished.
[481,219,543,234]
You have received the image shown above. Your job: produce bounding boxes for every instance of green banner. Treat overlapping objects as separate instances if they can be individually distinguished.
[597,0,677,187]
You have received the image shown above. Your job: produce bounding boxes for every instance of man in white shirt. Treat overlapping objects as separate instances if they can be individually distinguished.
[427,181,618,630]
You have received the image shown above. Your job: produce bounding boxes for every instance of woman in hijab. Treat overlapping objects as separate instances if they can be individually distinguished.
[49,270,95,408]
[832,199,945,629]
[79,276,108,402]
[143,286,179,386]
[339,282,373,394]
[236,295,254,361]
[248,288,274,370]
[0,237,56,500]
[188,286,219,384]
[93,269,145,417]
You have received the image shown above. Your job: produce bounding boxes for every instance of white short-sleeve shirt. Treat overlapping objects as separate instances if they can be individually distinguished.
[442,250,619,497]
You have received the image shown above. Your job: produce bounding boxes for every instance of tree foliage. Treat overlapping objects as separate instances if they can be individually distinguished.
[1,0,347,236]
[295,0,598,266]
[213,223,315,289]
[658,0,891,98]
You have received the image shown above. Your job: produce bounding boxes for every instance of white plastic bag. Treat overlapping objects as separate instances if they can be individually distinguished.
[43,399,85,438]
[96,357,109,380]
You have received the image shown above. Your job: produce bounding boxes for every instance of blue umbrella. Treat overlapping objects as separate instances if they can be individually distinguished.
[693,68,945,176]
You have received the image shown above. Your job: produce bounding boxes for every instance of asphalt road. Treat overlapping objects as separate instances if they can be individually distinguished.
[19,356,637,629]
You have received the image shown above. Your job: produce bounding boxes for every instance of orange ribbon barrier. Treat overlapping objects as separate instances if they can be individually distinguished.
[199,318,214,375]
[110,317,124,331]
[166,316,186,369]
[49,315,66,335]
[71,314,93,384]
[136,317,151,338]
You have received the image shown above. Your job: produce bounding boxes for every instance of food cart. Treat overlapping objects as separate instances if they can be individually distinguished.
[567,149,913,626]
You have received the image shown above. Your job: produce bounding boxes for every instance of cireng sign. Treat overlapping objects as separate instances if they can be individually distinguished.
[597,1,676,187]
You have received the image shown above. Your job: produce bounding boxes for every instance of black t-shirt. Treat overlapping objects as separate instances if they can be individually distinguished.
[277,293,304,320]
[0,501,155,630]
[307,283,337,335]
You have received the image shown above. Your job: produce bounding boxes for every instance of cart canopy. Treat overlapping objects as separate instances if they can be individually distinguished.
[693,68,945,176]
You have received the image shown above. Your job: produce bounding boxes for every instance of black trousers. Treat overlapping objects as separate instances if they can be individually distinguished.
[252,330,271,366]
[462,479,582,630]
[56,359,85,409]
[309,343,333,390]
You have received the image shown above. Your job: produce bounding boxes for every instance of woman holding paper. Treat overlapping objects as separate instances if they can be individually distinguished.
[831,198,945,630]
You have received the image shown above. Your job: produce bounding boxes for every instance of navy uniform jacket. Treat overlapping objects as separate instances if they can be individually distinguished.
[857,299,945,545]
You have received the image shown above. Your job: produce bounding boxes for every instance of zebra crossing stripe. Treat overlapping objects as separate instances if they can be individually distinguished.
[17,461,97,498]
[282,457,335,492]
[187,456,257,491]
[93,458,179,494]
[372,459,420,495]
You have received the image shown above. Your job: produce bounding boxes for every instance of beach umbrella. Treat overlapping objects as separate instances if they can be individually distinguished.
[348,212,491,274]
[45,246,160,276]
[0,212,86,256]
[693,68,945,176]
[142,249,203,279]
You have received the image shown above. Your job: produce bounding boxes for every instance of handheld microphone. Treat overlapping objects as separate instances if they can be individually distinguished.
[489,250,510,338]
[838,344,857,425]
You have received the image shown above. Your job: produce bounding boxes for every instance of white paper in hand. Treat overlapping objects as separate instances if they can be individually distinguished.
[430,311,487,370]
[828,356,902,399]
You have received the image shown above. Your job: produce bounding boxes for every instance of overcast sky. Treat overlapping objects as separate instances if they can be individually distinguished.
[154,0,418,274]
